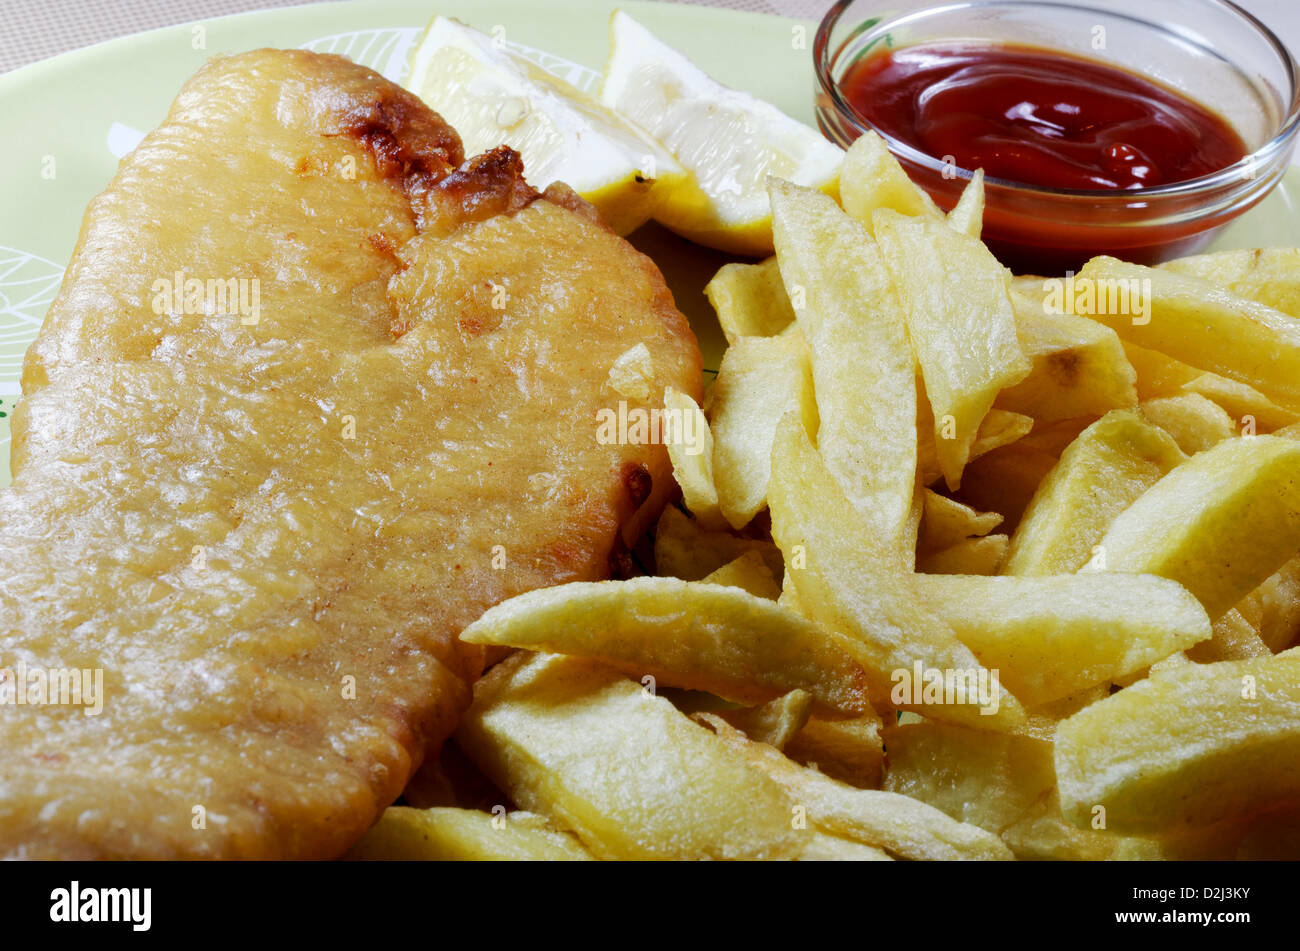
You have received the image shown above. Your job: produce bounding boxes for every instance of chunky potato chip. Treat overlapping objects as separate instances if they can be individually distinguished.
[1055,650,1300,833]
[797,832,894,861]
[710,333,817,529]
[1244,555,1300,653]
[663,387,725,528]
[701,550,782,600]
[1160,247,1300,317]
[946,169,985,238]
[346,807,592,861]
[456,653,802,860]
[916,535,1009,576]
[999,282,1137,422]
[1182,373,1297,433]
[1186,608,1271,663]
[459,576,873,715]
[882,721,1124,860]
[1139,392,1236,453]
[918,490,1003,554]
[769,178,918,556]
[784,714,884,789]
[874,209,1031,489]
[917,406,1034,487]
[704,256,796,344]
[1004,409,1185,576]
[700,714,1013,860]
[767,413,1024,730]
[916,573,1211,706]
[1095,435,1300,618]
[717,689,813,750]
[1075,257,1300,410]
[653,505,783,581]
[839,130,941,229]
[1121,341,1201,399]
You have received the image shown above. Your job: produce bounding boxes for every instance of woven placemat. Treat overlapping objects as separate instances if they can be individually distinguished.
[0,0,833,74]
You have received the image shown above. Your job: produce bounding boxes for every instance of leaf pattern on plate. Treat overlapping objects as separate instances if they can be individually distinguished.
[0,245,62,396]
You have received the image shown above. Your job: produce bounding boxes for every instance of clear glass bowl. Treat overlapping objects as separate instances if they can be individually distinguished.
[815,0,1300,274]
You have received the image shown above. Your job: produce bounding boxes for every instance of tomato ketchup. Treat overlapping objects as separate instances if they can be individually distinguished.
[843,42,1246,192]
[833,42,1251,272]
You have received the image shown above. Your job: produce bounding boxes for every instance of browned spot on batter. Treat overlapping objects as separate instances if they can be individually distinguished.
[542,181,604,226]
[336,90,463,215]
[621,461,653,508]
[367,232,399,257]
[458,315,485,336]
[426,147,540,231]
[295,155,328,177]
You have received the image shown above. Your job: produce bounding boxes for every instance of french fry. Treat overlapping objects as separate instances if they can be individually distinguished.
[458,577,873,715]
[1186,608,1271,663]
[1094,435,1300,619]
[1181,372,1297,433]
[653,505,783,581]
[663,386,725,528]
[914,574,1211,706]
[1160,246,1300,317]
[1015,685,1110,742]
[873,209,1031,489]
[701,549,781,600]
[917,489,1003,554]
[717,689,813,750]
[710,333,817,529]
[1138,392,1236,453]
[1122,341,1200,399]
[798,833,894,861]
[1246,555,1300,653]
[704,256,795,344]
[882,721,1124,860]
[1003,409,1185,576]
[1055,649,1300,833]
[839,130,941,229]
[916,535,1009,576]
[767,412,1025,730]
[998,281,1137,421]
[784,714,884,789]
[699,714,1013,860]
[917,406,1034,487]
[345,807,592,861]
[769,177,918,558]
[1074,256,1300,410]
[946,169,985,238]
[455,653,802,860]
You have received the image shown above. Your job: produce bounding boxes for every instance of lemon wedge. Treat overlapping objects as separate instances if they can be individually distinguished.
[406,16,684,235]
[600,11,844,256]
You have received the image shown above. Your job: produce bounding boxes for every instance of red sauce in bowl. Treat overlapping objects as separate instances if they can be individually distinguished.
[834,42,1252,272]
[842,42,1247,191]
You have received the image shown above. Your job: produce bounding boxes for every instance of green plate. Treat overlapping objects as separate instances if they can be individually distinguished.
[0,0,1296,486]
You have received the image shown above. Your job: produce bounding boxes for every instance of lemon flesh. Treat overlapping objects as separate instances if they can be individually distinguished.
[600,11,844,255]
[407,17,684,235]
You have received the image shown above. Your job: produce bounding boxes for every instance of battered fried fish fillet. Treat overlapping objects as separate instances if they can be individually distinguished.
[0,49,700,858]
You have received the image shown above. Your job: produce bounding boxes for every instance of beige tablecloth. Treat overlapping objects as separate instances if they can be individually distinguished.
[2,0,1298,171]
[0,0,828,73]
[3,0,1297,74]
